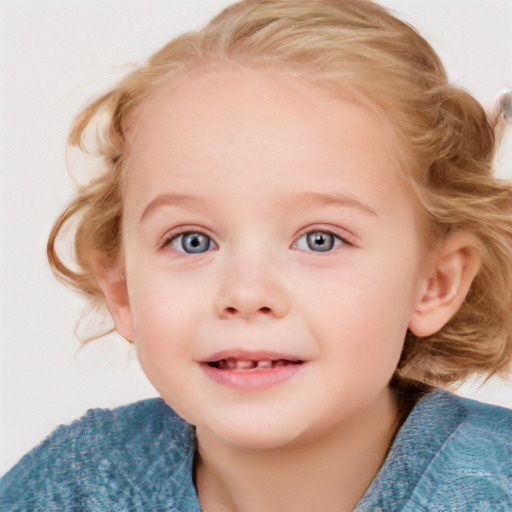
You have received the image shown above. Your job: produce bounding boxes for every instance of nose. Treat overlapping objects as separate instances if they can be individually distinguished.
[214,252,290,320]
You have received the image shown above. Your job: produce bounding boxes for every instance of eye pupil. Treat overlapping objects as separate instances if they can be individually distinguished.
[306,231,335,252]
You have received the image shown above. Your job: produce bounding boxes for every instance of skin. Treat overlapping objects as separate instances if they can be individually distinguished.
[96,69,479,511]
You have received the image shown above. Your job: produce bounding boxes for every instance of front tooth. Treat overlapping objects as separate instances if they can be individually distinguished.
[225,358,238,369]
[236,360,256,369]
[256,360,272,369]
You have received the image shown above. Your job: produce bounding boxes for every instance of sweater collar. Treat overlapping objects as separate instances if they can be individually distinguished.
[354,390,465,511]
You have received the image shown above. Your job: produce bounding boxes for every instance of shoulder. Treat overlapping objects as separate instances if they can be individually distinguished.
[357,390,512,512]
[3,398,190,472]
[0,399,199,512]
[412,389,511,439]
[417,391,511,467]
[448,392,511,452]
[405,391,512,511]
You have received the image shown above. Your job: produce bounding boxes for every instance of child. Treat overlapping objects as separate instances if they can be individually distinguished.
[1,0,512,510]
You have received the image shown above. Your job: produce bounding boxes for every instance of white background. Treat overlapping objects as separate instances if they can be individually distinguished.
[1,0,511,475]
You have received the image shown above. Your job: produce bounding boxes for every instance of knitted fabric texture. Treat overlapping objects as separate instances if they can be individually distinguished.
[1,390,511,511]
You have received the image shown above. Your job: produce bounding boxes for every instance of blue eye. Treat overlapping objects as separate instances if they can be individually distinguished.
[295,230,343,252]
[169,232,216,254]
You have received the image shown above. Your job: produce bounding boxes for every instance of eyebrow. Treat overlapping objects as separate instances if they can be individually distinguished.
[140,190,378,223]
[279,192,378,217]
[140,193,204,223]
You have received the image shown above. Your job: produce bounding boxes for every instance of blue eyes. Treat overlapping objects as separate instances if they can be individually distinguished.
[165,229,345,254]
[169,232,217,253]
[294,231,342,252]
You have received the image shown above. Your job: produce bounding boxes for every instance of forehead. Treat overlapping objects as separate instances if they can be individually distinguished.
[123,68,412,217]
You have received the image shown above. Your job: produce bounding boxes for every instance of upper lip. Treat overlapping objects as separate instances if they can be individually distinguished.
[201,349,305,363]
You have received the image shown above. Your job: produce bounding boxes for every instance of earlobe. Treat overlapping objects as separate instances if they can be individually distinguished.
[408,232,480,337]
[92,254,134,342]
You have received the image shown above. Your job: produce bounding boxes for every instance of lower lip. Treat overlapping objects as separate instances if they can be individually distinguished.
[201,362,305,391]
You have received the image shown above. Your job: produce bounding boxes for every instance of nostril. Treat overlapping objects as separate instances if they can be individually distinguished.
[221,306,273,317]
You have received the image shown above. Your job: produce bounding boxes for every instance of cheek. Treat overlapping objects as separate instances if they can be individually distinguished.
[128,273,205,408]
[299,259,416,364]
[127,266,207,354]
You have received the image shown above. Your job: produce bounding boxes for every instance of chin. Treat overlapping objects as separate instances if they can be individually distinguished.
[197,413,309,451]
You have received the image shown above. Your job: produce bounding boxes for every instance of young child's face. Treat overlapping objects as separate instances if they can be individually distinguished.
[116,69,429,448]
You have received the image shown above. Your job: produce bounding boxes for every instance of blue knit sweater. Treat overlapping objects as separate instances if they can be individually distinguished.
[1,390,511,511]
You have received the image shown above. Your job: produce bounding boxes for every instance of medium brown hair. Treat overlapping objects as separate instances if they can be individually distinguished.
[47,0,512,387]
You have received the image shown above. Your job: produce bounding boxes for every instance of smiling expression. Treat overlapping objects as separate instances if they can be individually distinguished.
[114,68,429,448]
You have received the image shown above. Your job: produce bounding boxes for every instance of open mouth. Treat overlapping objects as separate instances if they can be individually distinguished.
[202,353,306,390]
[208,358,304,370]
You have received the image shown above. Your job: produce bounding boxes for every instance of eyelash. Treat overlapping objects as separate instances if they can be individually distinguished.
[160,227,352,255]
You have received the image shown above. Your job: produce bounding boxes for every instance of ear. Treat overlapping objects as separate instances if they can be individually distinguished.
[408,232,480,337]
[92,254,134,342]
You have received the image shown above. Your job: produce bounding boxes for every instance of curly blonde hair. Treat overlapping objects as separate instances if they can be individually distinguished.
[47,0,512,388]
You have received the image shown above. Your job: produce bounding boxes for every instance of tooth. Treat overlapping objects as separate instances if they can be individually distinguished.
[236,360,255,369]
[214,358,300,370]
[220,358,237,369]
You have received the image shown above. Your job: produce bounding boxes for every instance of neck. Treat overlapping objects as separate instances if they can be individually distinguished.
[195,387,400,512]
